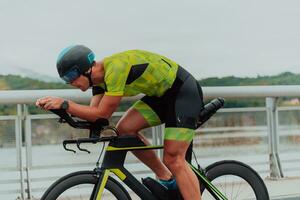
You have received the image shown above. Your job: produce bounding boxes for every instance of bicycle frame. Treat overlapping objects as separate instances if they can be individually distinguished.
[90,135,228,200]
[93,136,162,200]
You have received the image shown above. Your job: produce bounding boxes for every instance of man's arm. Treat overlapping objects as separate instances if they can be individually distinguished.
[90,94,103,107]
[67,95,122,122]
[36,94,121,122]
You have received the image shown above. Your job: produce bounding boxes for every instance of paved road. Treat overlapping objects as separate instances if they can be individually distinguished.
[266,177,300,200]
[274,197,300,200]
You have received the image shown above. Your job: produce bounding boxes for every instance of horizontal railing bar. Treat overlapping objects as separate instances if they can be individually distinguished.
[0,190,21,195]
[0,167,19,171]
[218,107,266,112]
[0,179,22,184]
[199,125,300,132]
[0,116,17,120]
[2,86,300,105]
[281,158,300,163]
[198,126,267,132]
[28,114,58,120]
[278,106,300,111]
[216,106,300,113]
[282,167,300,172]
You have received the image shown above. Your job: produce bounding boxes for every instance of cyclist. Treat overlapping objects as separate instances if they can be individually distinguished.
[36,45,204,200]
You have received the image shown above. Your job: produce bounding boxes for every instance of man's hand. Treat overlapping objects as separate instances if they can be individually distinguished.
[36,96,65,110]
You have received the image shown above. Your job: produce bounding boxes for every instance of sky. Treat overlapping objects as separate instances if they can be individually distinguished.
[0,0,300,81]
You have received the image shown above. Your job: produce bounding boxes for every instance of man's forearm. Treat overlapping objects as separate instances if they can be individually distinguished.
[67,101,109,122]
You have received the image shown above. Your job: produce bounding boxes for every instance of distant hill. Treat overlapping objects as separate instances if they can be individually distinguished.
[0,75,71,114]
[0,63,62,83]
[1,71,299,91]
[198,71,300,107]
[0,74,70,90]
[199,72,300,86]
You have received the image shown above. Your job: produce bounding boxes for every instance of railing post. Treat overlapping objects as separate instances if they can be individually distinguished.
[266,97,284,178]
[16,104,25,200]
[23,104,32,200]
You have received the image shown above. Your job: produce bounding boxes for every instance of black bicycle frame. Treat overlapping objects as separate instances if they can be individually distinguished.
[92,135,162,200]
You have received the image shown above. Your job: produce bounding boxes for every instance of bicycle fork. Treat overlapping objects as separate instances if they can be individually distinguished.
[91,169,110,200]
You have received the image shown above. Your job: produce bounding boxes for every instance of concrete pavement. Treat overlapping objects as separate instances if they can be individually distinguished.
[265,177,300,200]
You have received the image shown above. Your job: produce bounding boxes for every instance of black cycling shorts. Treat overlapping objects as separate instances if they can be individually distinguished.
[133,66,204,130]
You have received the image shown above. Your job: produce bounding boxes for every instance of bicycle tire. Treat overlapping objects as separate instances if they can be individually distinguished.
[41,170,131,200]
[200,160,269,200]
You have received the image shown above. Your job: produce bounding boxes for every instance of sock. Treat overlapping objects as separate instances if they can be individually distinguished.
[159,178,178,190]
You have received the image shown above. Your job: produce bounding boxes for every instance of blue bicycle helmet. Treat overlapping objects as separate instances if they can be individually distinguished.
[57,45,95,84]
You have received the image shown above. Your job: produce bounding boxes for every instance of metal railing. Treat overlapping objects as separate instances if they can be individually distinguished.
[1,85,300,199]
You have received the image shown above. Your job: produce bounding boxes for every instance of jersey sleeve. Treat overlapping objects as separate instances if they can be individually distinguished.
[92,85,105,96]
[104,59,130,96]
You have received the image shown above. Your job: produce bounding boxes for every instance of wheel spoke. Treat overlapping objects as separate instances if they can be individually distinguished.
[233,180,243,200]
[200,161,269,200]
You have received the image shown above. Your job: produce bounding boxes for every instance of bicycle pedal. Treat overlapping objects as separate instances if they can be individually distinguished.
[142,177,168,200]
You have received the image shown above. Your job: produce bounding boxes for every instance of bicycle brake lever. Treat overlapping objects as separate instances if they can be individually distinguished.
[63,142,76,153]
[77,142,91,154]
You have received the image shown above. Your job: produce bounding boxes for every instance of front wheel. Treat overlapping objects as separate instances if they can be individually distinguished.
[200,160,269,200]
[41,170,131,200]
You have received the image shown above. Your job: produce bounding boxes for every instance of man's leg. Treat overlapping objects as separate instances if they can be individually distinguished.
[163,129,201,200]
[116,107,172,180]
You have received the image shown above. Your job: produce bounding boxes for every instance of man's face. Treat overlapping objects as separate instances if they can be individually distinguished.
[70,75,90,91]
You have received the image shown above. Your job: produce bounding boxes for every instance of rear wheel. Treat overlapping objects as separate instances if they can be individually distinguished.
[41,171,131,200]
[200,160,269,200]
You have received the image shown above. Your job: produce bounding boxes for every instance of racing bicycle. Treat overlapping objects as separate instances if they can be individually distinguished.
[40,98,269,200]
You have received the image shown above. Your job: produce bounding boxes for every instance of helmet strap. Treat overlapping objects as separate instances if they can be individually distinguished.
[83,67,93,87]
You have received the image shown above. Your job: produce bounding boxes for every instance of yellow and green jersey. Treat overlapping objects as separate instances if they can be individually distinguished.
[93,50,179,97]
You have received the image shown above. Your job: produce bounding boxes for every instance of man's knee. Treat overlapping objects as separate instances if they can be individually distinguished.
[116,108,150,135]
[163,153,186,174]
[116,122,137,135]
